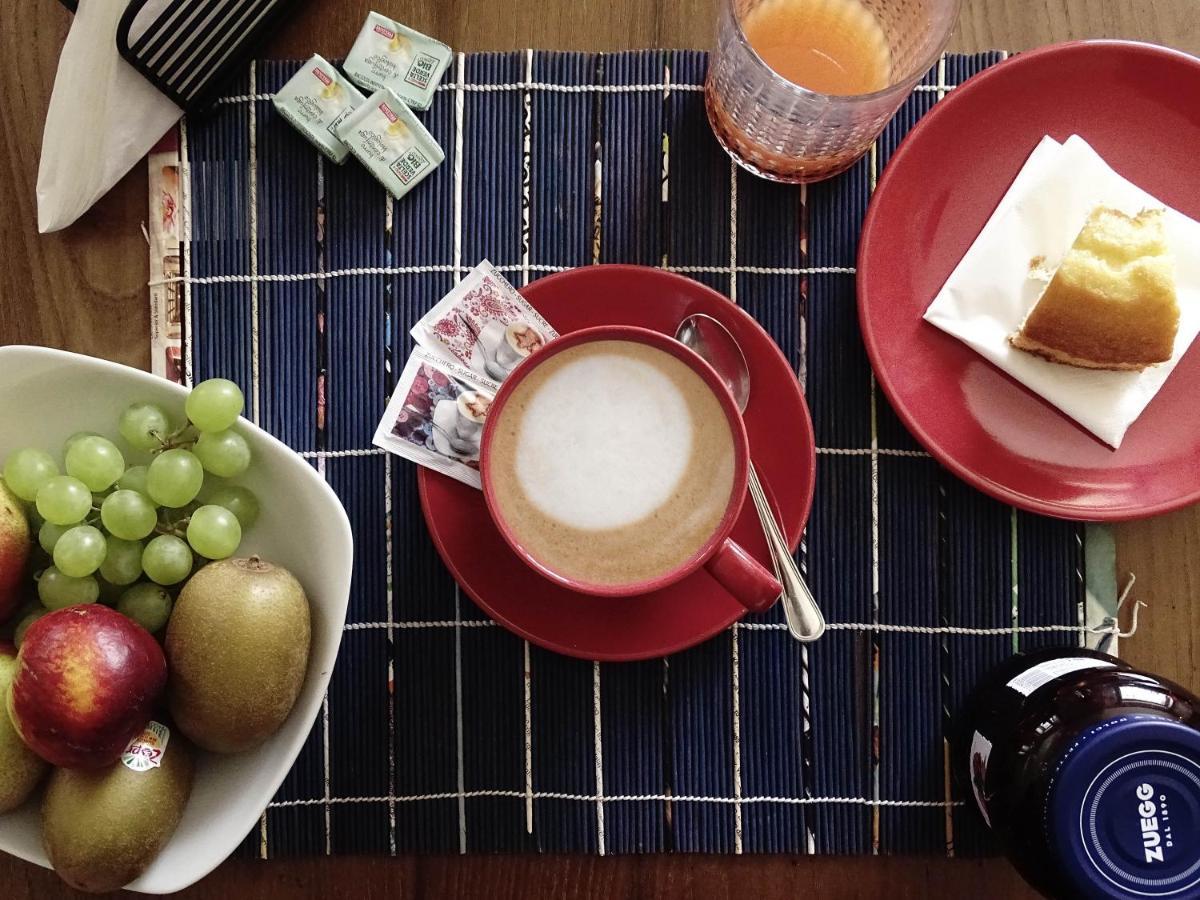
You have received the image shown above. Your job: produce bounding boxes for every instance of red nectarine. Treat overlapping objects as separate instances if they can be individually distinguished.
[0,480,30,623]
[6,606,167,768]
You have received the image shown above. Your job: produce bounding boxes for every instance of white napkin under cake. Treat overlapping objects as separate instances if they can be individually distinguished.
[923,134,1200,448]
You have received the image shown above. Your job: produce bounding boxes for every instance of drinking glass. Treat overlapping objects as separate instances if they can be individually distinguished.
[705,0,963,183]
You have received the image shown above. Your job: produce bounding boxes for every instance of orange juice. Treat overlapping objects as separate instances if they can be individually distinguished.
[741,0,892,95]
[706,0,952,183]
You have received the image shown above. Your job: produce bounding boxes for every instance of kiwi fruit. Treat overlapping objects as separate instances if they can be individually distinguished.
[0,644,48,812]
[166,557,311,753]
[42,728,193,893]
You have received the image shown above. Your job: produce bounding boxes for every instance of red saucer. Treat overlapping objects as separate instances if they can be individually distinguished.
[418,266,816,661]
[859,41,1200,521]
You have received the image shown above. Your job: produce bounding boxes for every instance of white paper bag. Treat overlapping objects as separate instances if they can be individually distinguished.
[37,0,183,233]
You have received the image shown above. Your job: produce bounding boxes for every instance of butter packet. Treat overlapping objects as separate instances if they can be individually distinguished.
[373,347,500,489]
[335,88,445,199]
[343,12,453,111]
[271,54,366,164]
[410,261,558,383]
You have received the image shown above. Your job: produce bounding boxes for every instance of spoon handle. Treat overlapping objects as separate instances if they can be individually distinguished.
[747,464,826,642]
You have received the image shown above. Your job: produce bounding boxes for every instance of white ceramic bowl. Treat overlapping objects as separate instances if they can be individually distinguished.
[0,346,353,893]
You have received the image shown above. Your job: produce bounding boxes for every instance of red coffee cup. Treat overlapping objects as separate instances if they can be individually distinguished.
[480,325,781,612]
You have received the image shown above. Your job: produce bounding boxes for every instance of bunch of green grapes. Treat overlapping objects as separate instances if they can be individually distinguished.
[2,379,261,642]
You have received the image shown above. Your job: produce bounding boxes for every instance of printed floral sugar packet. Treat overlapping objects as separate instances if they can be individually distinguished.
[343,11,453,111]
[410,261,558,384]
[373,347,500,489]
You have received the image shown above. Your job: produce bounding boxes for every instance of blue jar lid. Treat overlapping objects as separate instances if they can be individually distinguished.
[1047,715,1200,899]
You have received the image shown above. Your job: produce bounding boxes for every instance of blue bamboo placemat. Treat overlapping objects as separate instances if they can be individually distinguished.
[175,49,1113,858]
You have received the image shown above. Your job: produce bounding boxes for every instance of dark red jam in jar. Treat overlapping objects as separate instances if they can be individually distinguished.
[959,647,1200,899]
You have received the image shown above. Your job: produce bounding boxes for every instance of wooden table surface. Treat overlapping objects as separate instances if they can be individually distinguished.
[2,0,1198,896]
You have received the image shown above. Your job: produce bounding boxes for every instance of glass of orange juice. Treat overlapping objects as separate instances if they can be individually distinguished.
[705,0,962,183]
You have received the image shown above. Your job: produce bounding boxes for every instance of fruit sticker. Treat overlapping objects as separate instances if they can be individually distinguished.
[121,721,170,772]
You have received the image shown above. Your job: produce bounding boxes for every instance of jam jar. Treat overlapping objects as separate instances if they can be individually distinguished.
[959,647,1200,899]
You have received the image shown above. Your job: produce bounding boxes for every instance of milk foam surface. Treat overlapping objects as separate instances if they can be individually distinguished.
[513,353,693,530]
[488,338,736,586]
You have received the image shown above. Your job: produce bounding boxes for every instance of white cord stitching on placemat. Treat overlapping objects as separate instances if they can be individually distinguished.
[217,82,965,106]
[451,81,707,94]
[214,81,959,107]
[453,55,466,282]
[246,64,269,858]
[345,619,497,630]
[452,55,468,856]
[593,661,606,855]
[216,83,711,105]
[590,69,608,854]
[179,118,194,387]
[453,594,468,852]
[520,47,536,840]
[217,92,275,103]
[728,156,745,856]
[148,262,855,286]
[248,62,261,425]
[867,140,883,851]
[301,445,924,459]
[382,184,398,857]
[321,691,332,855]
[298,448,386,458]
[241,66,267,854]
[817,447,931,458]
[338,615,1144,637]
[267,792,964,808]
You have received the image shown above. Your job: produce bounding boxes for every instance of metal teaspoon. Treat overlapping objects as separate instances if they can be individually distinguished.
[675,313,825,641]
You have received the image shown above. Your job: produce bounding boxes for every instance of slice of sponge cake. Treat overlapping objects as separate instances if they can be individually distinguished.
[1009,206,1178,371]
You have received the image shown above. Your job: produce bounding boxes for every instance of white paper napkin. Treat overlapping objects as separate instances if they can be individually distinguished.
[923,134,1200,448]
[37,0,183,233]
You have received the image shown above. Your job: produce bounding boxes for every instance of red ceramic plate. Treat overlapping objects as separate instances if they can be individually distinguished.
[419,265,816,660]
[859,41,1200,521]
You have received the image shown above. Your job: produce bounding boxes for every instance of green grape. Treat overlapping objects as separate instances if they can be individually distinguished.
[96,575,125,606]
[35,476,93,526]
[186,378,244,432]
[142,535,193,585]
[117,583,174,633]
[117,465,150,495]
[3,448,59,502]
[13,609,48,648]
[98,536,143,586]
[146,449,204,508]
[37,567,100,609]
[101,490,158,540]
[65,436,126,492]
[62,431,101,458]
[206,484,260,528]
[38,521,71,554]
[3,599,42,641]
[192,429,251,478]
[52,525,107,578]
[118,402,171,451]
[160,504,199,530]
[186,505,241,560]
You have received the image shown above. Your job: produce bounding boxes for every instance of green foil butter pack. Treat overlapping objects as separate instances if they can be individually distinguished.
[271,54,367,164]
[336,88,445,199]
[342,12,453,111]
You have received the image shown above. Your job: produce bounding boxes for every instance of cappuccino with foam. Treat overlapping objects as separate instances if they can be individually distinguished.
[487,339,737,587]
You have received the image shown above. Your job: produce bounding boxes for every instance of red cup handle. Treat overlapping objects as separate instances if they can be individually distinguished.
[704,538,781,613]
